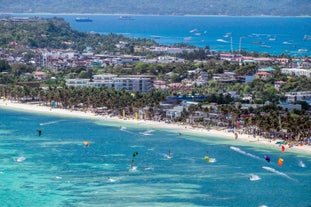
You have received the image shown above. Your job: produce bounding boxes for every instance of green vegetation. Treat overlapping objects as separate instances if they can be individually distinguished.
[0,18,157,53]
[0,16,310,143]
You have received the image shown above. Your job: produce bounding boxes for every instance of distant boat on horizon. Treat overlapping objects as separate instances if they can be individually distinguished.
[75,17,93,22]
[118,16,135,20]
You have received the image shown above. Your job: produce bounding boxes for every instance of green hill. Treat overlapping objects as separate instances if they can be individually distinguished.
[0,0,310,16]
[0,17,157,53]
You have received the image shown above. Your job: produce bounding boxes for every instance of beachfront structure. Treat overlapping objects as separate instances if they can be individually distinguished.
[188,111,207,124]
[113,77,153,92]
[89,74,117,88]
[65,74,153,92]
[281,68,311,78]
[166,106,184,119]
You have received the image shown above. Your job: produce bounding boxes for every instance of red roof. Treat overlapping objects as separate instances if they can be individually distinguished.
[256,72,270,75]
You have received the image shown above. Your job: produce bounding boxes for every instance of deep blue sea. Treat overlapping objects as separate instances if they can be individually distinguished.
[1,108,311,207]
[8,14,311,56]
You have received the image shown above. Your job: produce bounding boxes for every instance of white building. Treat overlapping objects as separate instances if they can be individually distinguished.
[114,77,153,92]
[66,79,90,87]
[66,75,153,92]
[281,68,311,78]
[89,74,117,88]
[285,91,311,104]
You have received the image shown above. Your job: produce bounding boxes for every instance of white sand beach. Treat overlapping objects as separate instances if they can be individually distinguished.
[1,99,310,155]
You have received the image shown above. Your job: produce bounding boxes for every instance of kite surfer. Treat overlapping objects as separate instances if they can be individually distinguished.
[37,129,42,136]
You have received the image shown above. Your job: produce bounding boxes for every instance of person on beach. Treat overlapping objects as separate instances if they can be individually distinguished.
[234,132,238,140]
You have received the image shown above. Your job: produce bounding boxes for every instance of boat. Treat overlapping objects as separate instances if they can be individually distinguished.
[282,41,292,45]
[189,29,198,33]
[303,35,311,40]
[252,41,264,45]
[75,17,93,22]
[217,39,228,43]
[298,49,308,52]
[261,45,271,48]
[118,16,134,20]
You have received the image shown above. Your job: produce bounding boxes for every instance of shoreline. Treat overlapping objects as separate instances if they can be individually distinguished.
[1,99,310,155]
[2,13,311,18]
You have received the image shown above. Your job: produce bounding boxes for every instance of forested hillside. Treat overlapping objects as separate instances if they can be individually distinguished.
[0,17,157,53]
[0,0,310,16]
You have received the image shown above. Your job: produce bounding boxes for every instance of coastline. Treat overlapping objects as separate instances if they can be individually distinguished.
[2,13,311,18]
[1,99,310,155]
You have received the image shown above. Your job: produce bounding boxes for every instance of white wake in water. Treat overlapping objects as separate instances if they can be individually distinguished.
[39,120,65,126]
[120,126,127,131]
[139,130,154,136]
[15,156,26,162]
[119,126,136,134]
[298,160,306,168]
[230,146,261,160]
[107,177,120,183]
[209,158,217,163]
[262,166,297,181]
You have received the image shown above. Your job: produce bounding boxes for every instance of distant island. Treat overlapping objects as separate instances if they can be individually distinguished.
[1,0,310,16]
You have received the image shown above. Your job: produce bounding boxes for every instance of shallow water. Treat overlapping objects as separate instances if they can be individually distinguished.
[11,14,311,56]
[0,108,310,206]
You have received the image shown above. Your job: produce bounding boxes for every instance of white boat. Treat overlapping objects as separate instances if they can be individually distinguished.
[261,45,271,48]
[189,29,198,33]
[303,35,311,40]
[282,41,292,45]
[118,16,134,20]
[298,49,308,52]
[217,39,228,43]
[75,17,93,22]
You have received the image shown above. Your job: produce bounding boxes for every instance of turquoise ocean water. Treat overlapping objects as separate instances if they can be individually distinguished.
[1,108,311,206]
[8,14,311,56]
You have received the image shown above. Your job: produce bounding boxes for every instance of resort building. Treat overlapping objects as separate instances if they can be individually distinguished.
[65,74,153,92]
[66,79,90,87]
[281,68,311,78]
[113,77,153,92]
[89,74,117,88]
